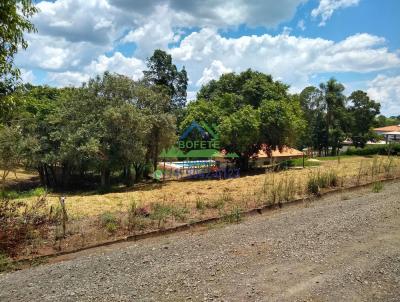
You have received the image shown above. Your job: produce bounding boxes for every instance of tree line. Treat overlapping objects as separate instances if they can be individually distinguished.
[0,0,388,190]
[0,60,385,189]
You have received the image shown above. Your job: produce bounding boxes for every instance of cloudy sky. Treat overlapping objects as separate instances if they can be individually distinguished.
[17,0,400,115]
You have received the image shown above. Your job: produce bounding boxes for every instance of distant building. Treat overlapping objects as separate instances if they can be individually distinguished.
[373,125,400,143]
[251,146,304,166]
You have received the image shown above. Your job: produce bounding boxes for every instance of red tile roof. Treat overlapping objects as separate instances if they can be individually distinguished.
[374,125,400,132]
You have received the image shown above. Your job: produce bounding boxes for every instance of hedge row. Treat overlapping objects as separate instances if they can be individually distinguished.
[345,144,400,156]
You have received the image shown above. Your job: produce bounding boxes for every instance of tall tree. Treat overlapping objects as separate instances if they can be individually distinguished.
[183,70,306,169]
[299,86,327,154]
[0,0,38,94]
[143,49,188,111]
[319,78,349,155]
[348,90,380,148]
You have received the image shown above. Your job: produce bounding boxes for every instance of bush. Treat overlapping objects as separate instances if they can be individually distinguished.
[171,206,188,221]
[195,198,205,211]
[307,169,339,195]
[224,206,242,223]
[100,212,119,234]
[345,144,400,156]
[372,181,383,193]
[0,196,50,256]
[0,187,47,200]
[127,200,137,232]
[0,253,13,272]
[150,203,172,228]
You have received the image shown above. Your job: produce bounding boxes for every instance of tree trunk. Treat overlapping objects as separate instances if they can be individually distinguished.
[153,129,160,172]
[124,165,134,186]
[238,155,249,172]
[101,168,110,188]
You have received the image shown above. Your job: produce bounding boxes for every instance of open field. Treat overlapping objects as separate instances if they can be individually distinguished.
[2,155,400,260]
[24,155,400,217]
[1,179,399,301]
[8,156,400,218]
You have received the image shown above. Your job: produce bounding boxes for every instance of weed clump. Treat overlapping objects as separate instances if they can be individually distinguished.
[100,212,119,234]
[372,181,383,193]
[307,169,339,195]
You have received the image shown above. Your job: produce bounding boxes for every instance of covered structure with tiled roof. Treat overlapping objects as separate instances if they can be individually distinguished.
[374,125,400,143]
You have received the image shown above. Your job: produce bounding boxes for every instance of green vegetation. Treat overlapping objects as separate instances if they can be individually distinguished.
[182,70,305,170]
[0,252,13,272]
[299,81,381,156]
[100,212,119,234]
[372,181,384,193]
[0,187,46,200]
[345,144,400,156]
[0,0,38,93]
[307,169,339,195]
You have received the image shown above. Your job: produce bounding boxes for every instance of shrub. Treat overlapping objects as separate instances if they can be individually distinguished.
[0,187,47,200]
[171,206,188,221]
[150,203,172,228]
[0,196,50,256]
[372,181,383,193]
[307,169,339,195]
[0,253,13,272]
[100,212,119,234]
[195,198,205,211]
[127,200,137,232]
[345,144,400,156]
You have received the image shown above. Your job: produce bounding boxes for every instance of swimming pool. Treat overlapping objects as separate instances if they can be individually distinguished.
[170,160,216,168]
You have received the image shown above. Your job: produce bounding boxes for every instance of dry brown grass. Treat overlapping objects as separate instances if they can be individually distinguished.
[4,155,400,259]
[0,169,37,185]
[22,155,400,218]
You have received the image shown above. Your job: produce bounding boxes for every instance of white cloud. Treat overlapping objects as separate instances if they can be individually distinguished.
[20,69,35,84]
[121,5,181,58]
[47,52,145,86]
[170,29,400,91]
[311,0,360,26]
[34,0,121,45]
[367,74,400,116]
[197,60,232,86]
[297,19,306,31]
[86,52,145,79]
[47,71,90,87]
[16,34,110,72]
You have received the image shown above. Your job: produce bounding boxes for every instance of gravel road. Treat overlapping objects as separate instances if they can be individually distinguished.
[1,181,400,302]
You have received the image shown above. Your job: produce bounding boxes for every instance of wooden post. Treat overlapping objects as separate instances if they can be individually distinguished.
[59,196,68,238]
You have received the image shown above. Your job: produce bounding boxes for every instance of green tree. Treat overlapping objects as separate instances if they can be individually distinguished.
[0,0,38,94]
[133,82,177,173]
[259,98,305,150]
[348,90,380,148]
[197,69,289,106]
[143,49,188,111]
[319,78,349,155]
[0,125,24,191]
[53,73,149,188]
[219,106,260,169]
[299,86,327,154]
[183,70,306,169]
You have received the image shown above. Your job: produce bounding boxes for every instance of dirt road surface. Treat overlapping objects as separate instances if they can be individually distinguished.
[1,181,400,301]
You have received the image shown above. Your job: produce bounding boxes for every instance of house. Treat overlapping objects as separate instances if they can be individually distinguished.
[373,125,400,143]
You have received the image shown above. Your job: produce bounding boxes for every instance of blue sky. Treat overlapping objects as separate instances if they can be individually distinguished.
[17,0,400,115]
